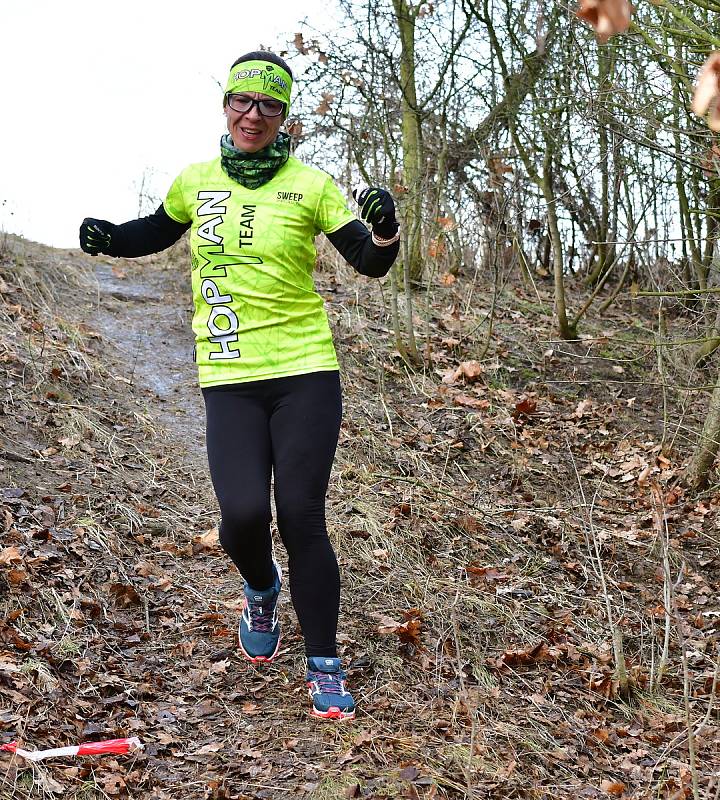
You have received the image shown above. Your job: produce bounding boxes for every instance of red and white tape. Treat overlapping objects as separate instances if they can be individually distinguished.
[1,737,143,762]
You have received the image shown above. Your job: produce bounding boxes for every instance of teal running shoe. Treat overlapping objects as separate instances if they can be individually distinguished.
[238,560,282,663]
[306,657,356,720]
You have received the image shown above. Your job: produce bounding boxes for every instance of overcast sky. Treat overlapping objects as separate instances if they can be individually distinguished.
[1,1,331,248]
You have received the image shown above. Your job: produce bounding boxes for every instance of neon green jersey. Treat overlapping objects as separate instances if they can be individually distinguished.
[163,156,355,387]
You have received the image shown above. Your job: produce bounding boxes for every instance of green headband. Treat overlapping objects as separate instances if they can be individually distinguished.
[225,60,292,109]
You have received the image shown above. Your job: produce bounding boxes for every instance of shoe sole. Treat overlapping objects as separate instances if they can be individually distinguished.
[310,706,356,721]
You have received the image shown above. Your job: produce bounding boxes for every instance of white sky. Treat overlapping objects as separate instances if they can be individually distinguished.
[1,1,333,248]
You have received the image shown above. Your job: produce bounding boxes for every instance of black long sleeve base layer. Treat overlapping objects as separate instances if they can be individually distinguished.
[202,371,342,658]
[104,204,398,277]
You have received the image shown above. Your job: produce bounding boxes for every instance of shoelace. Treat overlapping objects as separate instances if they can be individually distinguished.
[247,600,275,633]
[307,670,347,695]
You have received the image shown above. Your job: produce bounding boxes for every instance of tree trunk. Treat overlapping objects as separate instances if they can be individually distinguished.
[542,151,575,339]
[391,0,424,283]
[686,368,720,490]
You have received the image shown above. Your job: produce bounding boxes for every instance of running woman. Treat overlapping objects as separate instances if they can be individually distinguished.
[79,51,399,720]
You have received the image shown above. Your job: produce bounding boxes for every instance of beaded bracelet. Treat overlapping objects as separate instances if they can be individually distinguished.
[371,228,401,247]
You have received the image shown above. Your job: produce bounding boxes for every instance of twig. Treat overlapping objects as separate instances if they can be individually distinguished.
[673,601,700,800]
[0,450,33,464]
[650,484,673,690]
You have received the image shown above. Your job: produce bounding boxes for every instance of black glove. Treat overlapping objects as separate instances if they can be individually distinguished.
[79,218,114,256]
[352,186,397,236]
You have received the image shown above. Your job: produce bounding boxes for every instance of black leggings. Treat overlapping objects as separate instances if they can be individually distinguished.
[202,370,342,658]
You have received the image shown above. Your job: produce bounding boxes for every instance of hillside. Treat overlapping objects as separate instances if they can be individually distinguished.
[0,233,718,799]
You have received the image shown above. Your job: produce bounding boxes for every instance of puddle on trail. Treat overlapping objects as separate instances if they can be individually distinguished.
[91,261,206,461]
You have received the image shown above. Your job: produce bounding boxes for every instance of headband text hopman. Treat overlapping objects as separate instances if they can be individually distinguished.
[225,60,293,109]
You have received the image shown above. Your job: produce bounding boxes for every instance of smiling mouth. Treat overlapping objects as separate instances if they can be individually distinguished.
[240,127,263,136]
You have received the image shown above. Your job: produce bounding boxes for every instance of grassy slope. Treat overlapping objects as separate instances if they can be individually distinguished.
[0,232,718,800]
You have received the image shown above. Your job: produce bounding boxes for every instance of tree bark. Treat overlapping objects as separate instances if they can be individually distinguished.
[686,369,720,490]
[391,0,424,283]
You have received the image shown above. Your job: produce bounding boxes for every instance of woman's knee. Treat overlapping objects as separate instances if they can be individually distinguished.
[276,502,327,546]
[217,499,271,541]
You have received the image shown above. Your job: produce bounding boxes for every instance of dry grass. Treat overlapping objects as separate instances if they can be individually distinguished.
[1,237,718,798]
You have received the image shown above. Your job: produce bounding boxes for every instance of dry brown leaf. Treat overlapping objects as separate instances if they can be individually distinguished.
[400,765,420,780]
[487,156,513,176]
[600,779,626,796]
[347,528,370,539]
[457,514,483,534]
[293,32,308,54]
[372,612,402,634]
[692,53,720,131]
[36,771,66,795]
[576,0,632,43]
[513,397,537,418]
[0,623,34,651]
[453,393,489,409]
[467,565,510,586]
[459,360,483,381]
[7,569,28,586]
[193,527,219,552]
[195,741,223,755]
[315,92,335,116]
[102,773,127,795]
[428,237,446,259]
[440,272,456,286]
[701,144,720,178]
[135,560,160,577]
[371,611,423,648]
[109,582,141,607]
[0,546,22,565]
[286,119,304,138]
[499,641,553,668]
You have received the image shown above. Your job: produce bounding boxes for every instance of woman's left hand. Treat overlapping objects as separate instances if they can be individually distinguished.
[352,186,396,227]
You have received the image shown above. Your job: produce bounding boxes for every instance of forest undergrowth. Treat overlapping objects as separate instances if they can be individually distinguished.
[0,232,718,799]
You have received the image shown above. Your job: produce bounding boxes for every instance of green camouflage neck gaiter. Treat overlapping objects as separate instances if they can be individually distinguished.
[220,132,291,189]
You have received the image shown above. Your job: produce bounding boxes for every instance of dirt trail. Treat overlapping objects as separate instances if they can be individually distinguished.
[91,259,205,460]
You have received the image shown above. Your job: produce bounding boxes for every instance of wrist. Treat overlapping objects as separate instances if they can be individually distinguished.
[372,220,399,239]
[371,226,400,247]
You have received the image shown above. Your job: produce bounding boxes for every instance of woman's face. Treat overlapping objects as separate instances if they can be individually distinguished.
[225,91,284,153]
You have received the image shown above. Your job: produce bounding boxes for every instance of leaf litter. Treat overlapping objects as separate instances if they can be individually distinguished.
[0,233,718,798]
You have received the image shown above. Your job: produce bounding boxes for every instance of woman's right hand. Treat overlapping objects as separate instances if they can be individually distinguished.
[79,218,114,255]
[352,186,396,227]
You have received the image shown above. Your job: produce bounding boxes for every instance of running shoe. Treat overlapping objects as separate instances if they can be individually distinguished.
[238,559,282,663]
[306,656,356,720]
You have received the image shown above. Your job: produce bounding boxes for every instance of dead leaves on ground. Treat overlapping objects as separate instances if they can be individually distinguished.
[371,608,424,654]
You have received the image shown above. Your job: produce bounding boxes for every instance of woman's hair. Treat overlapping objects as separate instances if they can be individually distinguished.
[230,51,293,79]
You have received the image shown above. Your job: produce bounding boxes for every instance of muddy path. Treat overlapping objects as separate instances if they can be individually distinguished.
[90,258,206,462]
